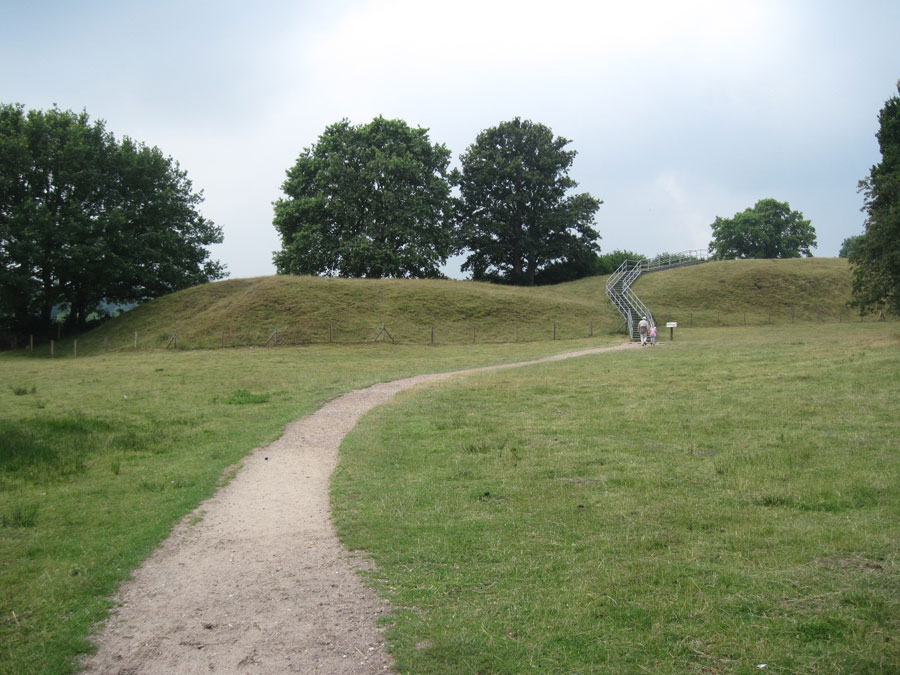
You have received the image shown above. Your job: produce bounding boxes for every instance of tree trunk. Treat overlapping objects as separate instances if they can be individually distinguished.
[40,268,54,337]
[526,258,537,286]
[512,243,522,284]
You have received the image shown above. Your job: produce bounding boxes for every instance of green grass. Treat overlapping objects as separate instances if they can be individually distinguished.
[224,388,271,404]
[42,274,620,354]
[634,258,860,325]
[533,258,868,328]
[0,337,618,675]
[0,259,891,672]
[19,258,872,356]
[332,323,900,674]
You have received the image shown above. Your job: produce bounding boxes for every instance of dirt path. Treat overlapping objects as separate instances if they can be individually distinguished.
[82,343,634,674]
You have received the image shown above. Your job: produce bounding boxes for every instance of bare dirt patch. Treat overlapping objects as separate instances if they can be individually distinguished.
[82,343,634,674]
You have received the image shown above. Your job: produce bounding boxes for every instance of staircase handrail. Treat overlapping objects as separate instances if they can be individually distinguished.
[605,258,653,339]
[604,258,644,293]
[641,249,710,272]
[604,260,629,294]
[623,286,653,324]
[604,249,709,340]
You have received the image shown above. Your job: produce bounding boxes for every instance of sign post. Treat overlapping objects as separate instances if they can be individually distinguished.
[666,321,677,340]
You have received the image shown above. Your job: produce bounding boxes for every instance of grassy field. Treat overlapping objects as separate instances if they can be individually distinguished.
[636,258,860,326]
[333,322,900,674]
[19,258,865,356]
[40,274,621,354]
[1,259,892,673]
[0,337,618,674]
[554,258,861,328]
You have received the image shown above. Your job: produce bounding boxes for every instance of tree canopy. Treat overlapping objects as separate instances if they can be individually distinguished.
[850,81,900,315]
[596,249,647,275]
[272,117,455,279]
[0,103,225,337]
[456,118,602,286]
[839,234,863,259]
[708,198,816,260]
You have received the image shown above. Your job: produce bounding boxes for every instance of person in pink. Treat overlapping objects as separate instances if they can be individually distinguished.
[649,322,657,346]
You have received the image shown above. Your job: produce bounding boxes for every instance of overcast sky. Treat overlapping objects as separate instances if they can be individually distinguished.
[4,0,899,279]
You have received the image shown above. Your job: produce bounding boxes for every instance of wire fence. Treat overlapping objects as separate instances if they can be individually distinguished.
[11,318,613,356]
[6,307,892,357]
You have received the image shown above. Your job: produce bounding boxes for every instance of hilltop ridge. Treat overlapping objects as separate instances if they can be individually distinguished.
[35,258,860,353]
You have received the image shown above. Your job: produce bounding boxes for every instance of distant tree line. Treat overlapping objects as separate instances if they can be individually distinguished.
[15,81,897,344]
[272,116,836,288]
[1,103,226,339]
[273,116,604,287]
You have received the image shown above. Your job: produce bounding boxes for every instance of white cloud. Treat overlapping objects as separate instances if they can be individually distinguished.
[4,0,898,277]
[294,0,779,103]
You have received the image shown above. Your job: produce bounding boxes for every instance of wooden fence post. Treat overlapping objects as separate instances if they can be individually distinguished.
[330,324,334,343]
[553,323,557,340]
[50,340,54,357]
[430,324,434,345]
[134,332,138,348]
[74,339,78,357]
[589,320,593,337]
[473,326,476,344]
[29,334,33,352]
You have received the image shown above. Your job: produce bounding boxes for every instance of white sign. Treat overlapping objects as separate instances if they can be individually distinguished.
[666,322,677,328]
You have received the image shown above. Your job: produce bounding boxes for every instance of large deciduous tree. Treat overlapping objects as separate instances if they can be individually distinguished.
[272,117,455,279]
[708,198,816,260]
[456,118,602,286]
[850,81,900,315]
[0,103,225,336]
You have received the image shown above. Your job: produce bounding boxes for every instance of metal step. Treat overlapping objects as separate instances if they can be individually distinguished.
[604,250,708,340]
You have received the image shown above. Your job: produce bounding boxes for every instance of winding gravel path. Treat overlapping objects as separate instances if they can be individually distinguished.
[82,343,634,674]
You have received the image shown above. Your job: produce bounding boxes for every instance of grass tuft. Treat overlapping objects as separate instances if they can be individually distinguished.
[225,389,271,405]
[1,502,39,528]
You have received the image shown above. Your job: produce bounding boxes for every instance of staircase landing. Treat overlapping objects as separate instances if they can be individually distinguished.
[604,250,709,340]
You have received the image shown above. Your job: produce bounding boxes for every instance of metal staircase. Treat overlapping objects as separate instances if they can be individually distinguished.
[605,250,709,340]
